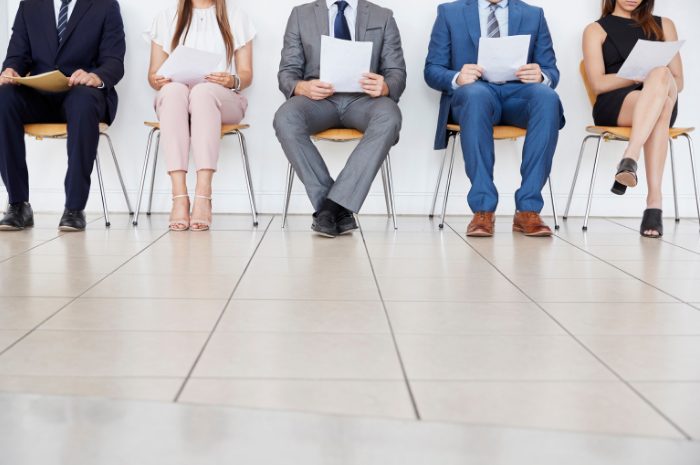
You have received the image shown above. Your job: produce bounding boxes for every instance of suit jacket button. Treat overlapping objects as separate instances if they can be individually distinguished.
[55,66,59,69]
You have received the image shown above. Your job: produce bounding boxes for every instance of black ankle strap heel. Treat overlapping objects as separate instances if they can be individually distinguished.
[615,158,638,189]
[640,209,663,238]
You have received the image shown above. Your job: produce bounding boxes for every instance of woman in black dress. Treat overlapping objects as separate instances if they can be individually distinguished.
[583,0,684,237]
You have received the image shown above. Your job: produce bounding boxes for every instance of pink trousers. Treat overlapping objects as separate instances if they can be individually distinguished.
[155,82,248,173]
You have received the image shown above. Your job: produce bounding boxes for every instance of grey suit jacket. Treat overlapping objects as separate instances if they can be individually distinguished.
[278,0,407,103]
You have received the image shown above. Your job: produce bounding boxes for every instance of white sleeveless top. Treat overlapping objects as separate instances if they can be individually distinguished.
[144,5,256,75]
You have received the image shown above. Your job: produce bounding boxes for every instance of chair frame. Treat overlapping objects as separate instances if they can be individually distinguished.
[429,127,560,230]
[132,125,258,226]
[281,132,398,230]
[3,128,133,227]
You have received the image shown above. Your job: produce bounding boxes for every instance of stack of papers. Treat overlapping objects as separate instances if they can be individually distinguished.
[1,71,70,92]
[320,36,373,93]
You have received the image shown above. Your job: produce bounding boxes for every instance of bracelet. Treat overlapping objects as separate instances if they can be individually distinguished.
[233,74,241,91]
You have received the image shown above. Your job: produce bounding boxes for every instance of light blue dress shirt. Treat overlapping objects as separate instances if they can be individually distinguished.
[452,0,550,89]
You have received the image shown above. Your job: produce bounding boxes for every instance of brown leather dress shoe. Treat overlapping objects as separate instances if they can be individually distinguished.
[513,211,553,237]
[467,211,495,237]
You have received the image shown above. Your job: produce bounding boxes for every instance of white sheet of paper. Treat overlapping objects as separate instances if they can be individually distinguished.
[156,46,224,85]
[477,35,531,83]
[616,39,685,80]
[320,36,373,93]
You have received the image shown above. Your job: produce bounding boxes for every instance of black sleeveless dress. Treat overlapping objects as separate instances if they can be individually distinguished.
[593,15,678,127]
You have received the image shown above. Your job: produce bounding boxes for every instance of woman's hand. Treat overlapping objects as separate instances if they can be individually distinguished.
[206,72,235,88]
[152,74,172,89]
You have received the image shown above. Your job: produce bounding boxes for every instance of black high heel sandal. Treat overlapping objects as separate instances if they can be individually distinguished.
[611,158,638,195]
[640,209,663,238]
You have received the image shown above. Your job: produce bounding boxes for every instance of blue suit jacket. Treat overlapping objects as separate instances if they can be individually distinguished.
[424,0,561,150]
[2,0,126,124]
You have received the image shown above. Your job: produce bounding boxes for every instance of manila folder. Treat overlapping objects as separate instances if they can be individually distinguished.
[2,71,71,92]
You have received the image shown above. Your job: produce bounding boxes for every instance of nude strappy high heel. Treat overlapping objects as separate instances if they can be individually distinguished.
[169,195,190,231]
[190,195,212,232]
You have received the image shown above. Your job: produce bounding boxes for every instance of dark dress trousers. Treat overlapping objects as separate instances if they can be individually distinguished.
[0,0,126,210]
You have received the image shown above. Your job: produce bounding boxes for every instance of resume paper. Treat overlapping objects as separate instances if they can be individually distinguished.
[157,46,224,85]
[477,35,531,83]
[2,71,70,92]
[320,36,373,93]
[616,39,685,80]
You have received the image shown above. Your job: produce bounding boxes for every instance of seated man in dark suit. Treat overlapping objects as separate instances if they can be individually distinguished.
[0,0,126,231]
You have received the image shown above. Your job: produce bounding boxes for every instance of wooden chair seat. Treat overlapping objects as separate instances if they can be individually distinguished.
[312,128,364,141]
[446,124,527,140]
[144,122,249,136]
[24,123,109,139]
[586,126,695,140]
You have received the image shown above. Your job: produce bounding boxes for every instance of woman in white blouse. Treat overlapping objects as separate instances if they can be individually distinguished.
[145,0,256,231]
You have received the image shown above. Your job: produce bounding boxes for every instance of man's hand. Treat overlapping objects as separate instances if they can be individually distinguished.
[0,68,21,86]
[516,64,544,84]
[360,73,389,98]
[456,64,484,87]
[69,70,103,87]
[295,80,334,100]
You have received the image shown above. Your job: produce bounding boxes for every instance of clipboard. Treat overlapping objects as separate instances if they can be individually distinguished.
[2,71,71,92]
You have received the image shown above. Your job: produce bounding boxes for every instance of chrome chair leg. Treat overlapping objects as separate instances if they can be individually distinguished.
[439,133,460,229]
[385,154,398,230]
[548,176,559,230]
[669,138,680,222]
[430,142,451,219]
[281,163,295,229]
[95,151,110,227]
[682,134,700,229]
[583,134,606,231]
[4,197,9,214]
[235,131,259,226]
[380,162,392,217]
[147,133,161,216]
[564,135,597,220]
[101,133,133,215]
[133,128,158,226]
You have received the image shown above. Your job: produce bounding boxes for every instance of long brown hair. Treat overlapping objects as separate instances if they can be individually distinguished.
[171,0,235,68]
[601,0,664,40]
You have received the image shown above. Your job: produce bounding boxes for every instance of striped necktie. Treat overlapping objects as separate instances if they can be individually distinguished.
[487,4,500,38]
[57,0,72,43]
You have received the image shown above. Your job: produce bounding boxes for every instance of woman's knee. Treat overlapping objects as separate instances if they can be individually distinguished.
[189,83,220,106]
[646,66,672,89]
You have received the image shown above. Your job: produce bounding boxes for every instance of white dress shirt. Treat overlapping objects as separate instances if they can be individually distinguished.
[453,0,551,89]
[327,0,358,41]
[54,0,76,26]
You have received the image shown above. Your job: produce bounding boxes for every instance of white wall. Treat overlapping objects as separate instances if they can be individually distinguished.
[1,1,8,57]
[4,0,700,218]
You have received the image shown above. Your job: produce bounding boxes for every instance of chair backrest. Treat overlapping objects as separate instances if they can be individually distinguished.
[580,60,598,108]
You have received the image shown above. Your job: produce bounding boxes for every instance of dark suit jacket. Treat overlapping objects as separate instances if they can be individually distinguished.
[278,0,407,103]
[2,0,126,124]
[424,0,562,149]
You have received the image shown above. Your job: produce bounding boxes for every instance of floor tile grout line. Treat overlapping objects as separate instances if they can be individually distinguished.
[444,220,693,440]
[172,215,275,403]
[604,218,700,256]
[357,218,422,421]
[0,227,171,359]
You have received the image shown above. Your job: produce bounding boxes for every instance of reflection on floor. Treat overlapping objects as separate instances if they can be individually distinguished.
[0,213,699,458]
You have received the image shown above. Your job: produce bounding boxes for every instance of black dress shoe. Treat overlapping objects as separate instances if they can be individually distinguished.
[0,202,34,231]
[336,209,358,235]
[311,211,338,238]
[58,208,86,231]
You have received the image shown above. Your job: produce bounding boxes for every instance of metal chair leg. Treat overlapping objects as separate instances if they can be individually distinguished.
[583,135,606,231]
[94,151,110,227]
[429,142,451,219]
[682,134,700,229]
[235,132,259,226]
[101,133,133,215]
[669,138,680,222]
[380,163,392,217]
[133,128,158,226]
[439,133,460,229]
[4,197,9,214]
[385,154,398,230]
[548,176,559,230]
[281,163,295,229]
[565,135,597,220]
[147,133,161,216]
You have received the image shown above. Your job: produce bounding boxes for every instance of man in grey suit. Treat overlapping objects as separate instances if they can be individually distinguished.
[274,0,407,238]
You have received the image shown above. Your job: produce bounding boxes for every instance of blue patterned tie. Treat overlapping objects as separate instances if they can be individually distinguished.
[57,0,72,43]
[334,1,351,41]
[487,4,501,38]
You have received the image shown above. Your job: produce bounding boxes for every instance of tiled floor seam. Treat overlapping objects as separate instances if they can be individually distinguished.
[172,215,275,402]
[357,217,422,420]
[444,220,694,440]
[0,225,171,359]
[604,218,700,257]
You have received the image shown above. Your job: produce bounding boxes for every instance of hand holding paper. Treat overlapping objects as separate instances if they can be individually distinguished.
[477,35,531,83]
[616,39,685,81]
[320,36,373,93]
[1,70,70,92]
[157,46,224,86]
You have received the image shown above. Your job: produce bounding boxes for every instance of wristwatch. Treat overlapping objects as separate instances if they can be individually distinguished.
[232,74,241,91]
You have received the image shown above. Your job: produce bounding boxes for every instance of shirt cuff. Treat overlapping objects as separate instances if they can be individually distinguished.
[541,72,551,87]
[451,72,460,91]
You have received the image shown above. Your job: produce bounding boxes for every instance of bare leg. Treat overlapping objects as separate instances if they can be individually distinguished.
[191,169,214,230]
[169,170,189,230]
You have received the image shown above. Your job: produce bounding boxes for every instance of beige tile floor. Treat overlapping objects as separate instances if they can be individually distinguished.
[0,212,699,444]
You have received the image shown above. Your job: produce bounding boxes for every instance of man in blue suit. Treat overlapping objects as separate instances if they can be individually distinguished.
[0,0,126,231]
[425,0,565,237]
